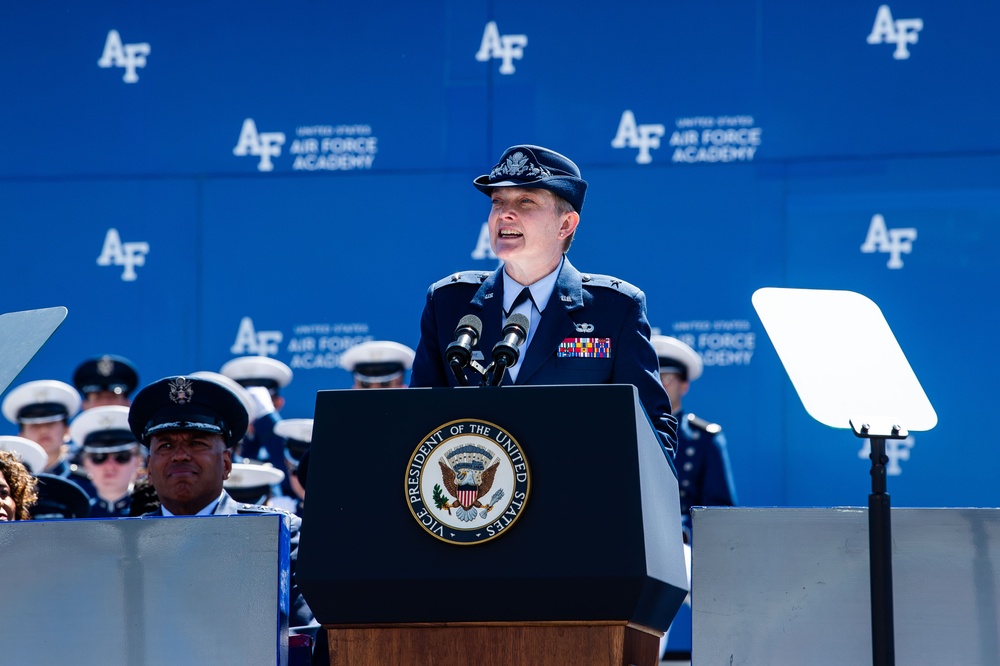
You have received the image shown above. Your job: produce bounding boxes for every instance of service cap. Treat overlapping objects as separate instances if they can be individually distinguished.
[274,418,314,464]
[340,341,415,384]
[220,356,293,392]
[0,435,47,474]
[224,462,285,505]
[188,371,260,423]
[474,144,588,213]
[128,376,250,448]
[2,380,82,426]
[70,405,139,454]
[73,354,139,397]
[651,335,703,382]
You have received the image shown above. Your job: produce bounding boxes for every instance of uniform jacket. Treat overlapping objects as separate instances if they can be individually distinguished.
[410,257,678,458]
[89,493,132,517]
[145,490,318,636]
[675,410,737,538]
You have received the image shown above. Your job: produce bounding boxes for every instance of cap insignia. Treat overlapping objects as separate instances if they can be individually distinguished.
[98,413,115,428]
[97,356,115,377]
[169,377,194,404]
[491,151,552,181]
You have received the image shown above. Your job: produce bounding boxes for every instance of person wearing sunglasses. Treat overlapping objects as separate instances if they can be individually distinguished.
[70,405,143,517]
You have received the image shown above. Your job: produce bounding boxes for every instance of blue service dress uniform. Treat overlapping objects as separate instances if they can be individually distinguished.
[410,257,678,458]
[674,410,737,539]
[89,493,132,517]
[46,457,77,481]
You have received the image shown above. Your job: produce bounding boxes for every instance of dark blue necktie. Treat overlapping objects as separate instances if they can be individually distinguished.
[505,287,534,317]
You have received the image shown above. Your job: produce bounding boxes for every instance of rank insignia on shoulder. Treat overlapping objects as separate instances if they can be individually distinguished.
[238,503,293,517]
[558,337,611,358]
[687,413,722,435]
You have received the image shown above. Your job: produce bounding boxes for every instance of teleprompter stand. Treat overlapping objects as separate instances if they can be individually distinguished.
[297,384,689,666]
[753,288,937,666]
[851,420,909,666]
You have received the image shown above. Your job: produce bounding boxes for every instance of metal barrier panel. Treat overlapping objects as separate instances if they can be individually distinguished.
[692,507,1000,664]
[0,515,288,666]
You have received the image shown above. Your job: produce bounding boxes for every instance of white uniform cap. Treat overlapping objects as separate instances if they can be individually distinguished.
[0,435,47,474]
[2,380,82,425]
[69,405,139,453]
[274,418,314,445]
[224,462,285,488]
[340,341,416,383]
[187,371,260,422]
[220,356,293,390]
[651,335,703,382]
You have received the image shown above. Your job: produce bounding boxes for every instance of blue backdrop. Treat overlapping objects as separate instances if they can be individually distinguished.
[2,1,996,510]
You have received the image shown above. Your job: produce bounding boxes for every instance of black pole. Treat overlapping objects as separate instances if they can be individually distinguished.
[868,435,895,666]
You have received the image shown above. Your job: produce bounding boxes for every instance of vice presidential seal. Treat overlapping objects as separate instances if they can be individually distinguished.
[406,419,530,545]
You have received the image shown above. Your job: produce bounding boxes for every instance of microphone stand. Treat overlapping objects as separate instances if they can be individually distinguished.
[448,357,470,386]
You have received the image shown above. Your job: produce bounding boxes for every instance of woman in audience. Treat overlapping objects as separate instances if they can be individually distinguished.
[0,449,39,521]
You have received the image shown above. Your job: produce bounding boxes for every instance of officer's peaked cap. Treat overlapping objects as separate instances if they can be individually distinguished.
[128,376,249,447]
[474,145,588,213]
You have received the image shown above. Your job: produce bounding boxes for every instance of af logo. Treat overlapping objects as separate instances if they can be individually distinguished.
[231,317,283,356]
[233,118,286,172]
[406,419,530,545]
[475,21,528,75]
[861,213,917,269]
[859,435,915,475]
[97,29,151,83]
[96,228,149,281]
[611,110,666,164]
[867,5,923,60]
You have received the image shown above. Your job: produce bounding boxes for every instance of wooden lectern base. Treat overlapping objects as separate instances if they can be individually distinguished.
[323,621,663,666]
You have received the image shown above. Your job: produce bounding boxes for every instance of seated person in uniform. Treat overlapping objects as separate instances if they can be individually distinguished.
[0,449,39,521]
[70,406,145,517]
[339,340,416,389]
[224,461,285,506]
[1,380,83,480]
[220,356,293,467]
[273,418,313,515]
[73,354,140,410]
[127,374,317,636]
[409,144,677,458]
[651,334,737,540]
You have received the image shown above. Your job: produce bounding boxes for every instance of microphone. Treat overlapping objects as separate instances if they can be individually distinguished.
[489,313,529,385]
[446,315,483,385]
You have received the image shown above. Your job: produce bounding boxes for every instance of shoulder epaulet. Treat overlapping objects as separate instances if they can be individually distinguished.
[430,270,491,290]
[579,273,642,298]
[236,502,295,517]
[686,413,722,435]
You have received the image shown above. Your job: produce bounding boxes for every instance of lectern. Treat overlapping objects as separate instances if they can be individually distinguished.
[298,384,688,666]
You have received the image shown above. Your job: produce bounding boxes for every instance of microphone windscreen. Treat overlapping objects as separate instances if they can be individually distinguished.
[506,313,529,335]
[458,314,483,337]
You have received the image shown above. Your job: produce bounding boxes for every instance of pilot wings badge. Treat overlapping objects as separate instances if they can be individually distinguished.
[406,419,530,545]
